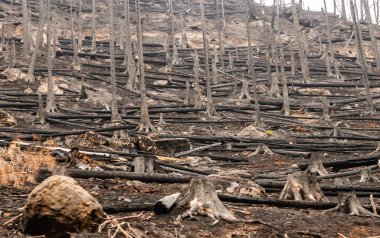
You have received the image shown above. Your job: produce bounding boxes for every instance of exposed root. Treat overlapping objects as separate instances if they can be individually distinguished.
[305,160,329,176]
[279,171,328,202]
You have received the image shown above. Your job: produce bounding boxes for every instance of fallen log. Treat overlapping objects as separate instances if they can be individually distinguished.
[66,169,191,183]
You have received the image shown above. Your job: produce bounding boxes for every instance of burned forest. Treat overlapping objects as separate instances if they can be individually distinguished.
[3,0,380,237]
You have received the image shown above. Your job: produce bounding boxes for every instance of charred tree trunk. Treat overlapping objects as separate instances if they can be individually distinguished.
[327,193,379,217]
[341,0,347,19]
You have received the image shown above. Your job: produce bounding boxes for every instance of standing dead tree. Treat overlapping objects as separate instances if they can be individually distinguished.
[200,0,217,116]
[291,0,310,83]
[349,0,374,113]
[169,0,179,65]
[136,0,155,132]
[362,0,380,69]
[109,0,119,122]
[245,4,261,125]
[124,0,137,91]
[22,0,30,57]
[45,0,57,113]
[91,0,96,53]
[26,0,47,82]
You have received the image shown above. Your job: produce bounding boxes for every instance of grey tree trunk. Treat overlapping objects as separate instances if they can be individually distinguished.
[45,0,57,113]
[216,0,225,71]
[362,0,380,69]
[341,0,347,19]
[193,50,203,109]
[109,0,119,122]
[26,0,46,82]
[91,0,96,53]
[136,0,155,132]
[291,0,310,83]
[246,4,261,126]
[200,0,217,116]
[349,0,374,113]
[22,0,30,56]
[124,0,136,90]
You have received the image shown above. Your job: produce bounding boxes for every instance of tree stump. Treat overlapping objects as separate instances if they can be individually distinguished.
[327,193,379,217]
[131,156,163,173]
[21,175,105,237]
[334,177,352,186]
[359,168,379,183]
[279,171,328,202]
[305,160,329,176]
[173,178,237,224]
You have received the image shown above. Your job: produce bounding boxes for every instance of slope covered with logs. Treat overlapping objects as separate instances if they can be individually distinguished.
[1,0,380,237]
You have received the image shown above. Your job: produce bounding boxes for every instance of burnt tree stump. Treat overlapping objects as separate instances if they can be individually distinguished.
[279,171,328,202]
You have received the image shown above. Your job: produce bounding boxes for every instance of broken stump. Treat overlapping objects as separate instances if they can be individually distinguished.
[21,175,105,238]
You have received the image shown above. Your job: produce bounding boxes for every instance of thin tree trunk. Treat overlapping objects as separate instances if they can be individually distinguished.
[124,0,136,90]
[26,0,46,82]
[216,0,224,71]
[246,1,261,125]
[349,0,374,113]
[291,0,310,83]
[193,50,203,109]
[91,0,96,53]
[109,0,119,121]
[136,0,155,132]
[341,0,347,19]
[22,0,29,56]
[45,0,57,113]
[200,0,217,116]
[362,0,380,69]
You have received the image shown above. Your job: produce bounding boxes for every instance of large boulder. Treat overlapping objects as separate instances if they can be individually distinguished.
[21,175,105,238]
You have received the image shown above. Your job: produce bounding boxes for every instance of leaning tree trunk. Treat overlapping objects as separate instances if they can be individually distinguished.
[136,0,155,133]
[279,171,328,202]
[26,0,46,82]
[200,0,217,116]
[45,0,57,113]
[362,0,380,69]
[349,0,374,113]
[109,0,119,122]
